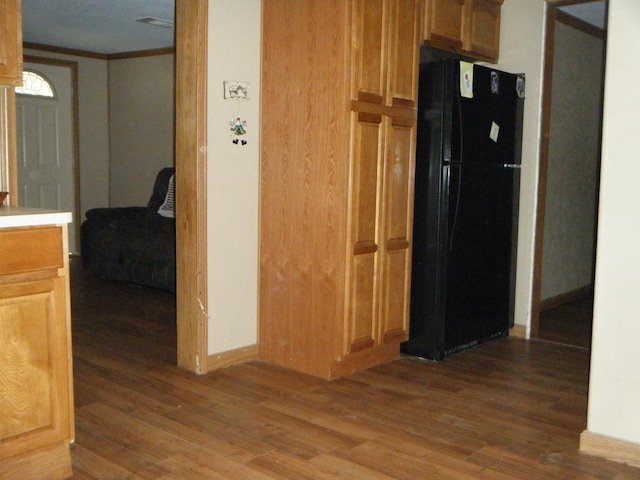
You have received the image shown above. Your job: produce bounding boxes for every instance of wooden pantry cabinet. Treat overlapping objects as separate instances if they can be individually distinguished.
[259,0,420,379]
[0,0,23,86]
[424,0,502,63]
[0,220,74,480]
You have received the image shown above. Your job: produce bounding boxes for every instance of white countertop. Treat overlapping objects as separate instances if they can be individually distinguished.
[0,206,72,228]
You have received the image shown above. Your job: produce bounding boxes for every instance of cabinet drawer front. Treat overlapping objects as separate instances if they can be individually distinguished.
[0,227,64,276]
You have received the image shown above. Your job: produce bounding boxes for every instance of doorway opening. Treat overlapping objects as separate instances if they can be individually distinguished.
[531,0,607,348]
[11,0,208,373]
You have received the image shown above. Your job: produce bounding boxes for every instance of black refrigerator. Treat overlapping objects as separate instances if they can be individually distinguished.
[401,59,525,360]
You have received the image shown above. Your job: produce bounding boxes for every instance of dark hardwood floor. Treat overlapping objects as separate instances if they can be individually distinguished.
[537,296,593,350]
[68,259,638,479]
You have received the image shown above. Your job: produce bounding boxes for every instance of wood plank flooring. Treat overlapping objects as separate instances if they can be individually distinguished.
[68,260,640,479]
[537,295,593,350]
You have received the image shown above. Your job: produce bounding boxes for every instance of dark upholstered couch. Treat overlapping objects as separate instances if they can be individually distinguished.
[81,167,176,292]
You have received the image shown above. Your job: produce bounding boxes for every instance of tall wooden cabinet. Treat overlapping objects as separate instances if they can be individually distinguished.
[260,0,420,379]
[0,213,74,480]
[0,0,23,86]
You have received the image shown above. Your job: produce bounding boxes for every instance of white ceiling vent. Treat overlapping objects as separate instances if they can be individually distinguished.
[135,16,174,29]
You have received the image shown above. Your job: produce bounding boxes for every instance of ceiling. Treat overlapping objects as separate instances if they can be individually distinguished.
[21,1,605,57]
[559,1,607,30]
[22,0,175,55]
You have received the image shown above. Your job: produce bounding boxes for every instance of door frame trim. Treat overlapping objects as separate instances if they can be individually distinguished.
[175,0,209,373]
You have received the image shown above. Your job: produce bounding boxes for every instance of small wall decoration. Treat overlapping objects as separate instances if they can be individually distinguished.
[224,81,250,145]
[230,116,248,145]
[224,81,250,100]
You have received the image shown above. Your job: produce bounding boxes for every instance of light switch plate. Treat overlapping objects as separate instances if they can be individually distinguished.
[224,81,250,100]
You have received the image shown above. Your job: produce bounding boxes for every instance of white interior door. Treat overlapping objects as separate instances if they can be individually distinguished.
[16,62,77,253]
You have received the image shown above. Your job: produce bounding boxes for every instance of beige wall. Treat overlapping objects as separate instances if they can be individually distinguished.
[206,0,261,353]
[108,54,175,207]
[23,48,109,222]
[587,0,640,446]
[541,22,603,300]
[493,0,546,331]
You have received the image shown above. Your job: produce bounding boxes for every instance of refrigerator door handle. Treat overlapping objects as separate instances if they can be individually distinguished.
[447,163,463,251]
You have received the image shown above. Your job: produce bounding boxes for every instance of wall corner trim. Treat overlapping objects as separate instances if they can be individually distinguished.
[207,344,259,371]
[580,430,640,469]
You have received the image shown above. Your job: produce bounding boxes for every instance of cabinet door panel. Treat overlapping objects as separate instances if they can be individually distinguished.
[349,254,377,352]
[347,113,384,352]
[387,0,421,108]
[425,0,465,51]
[351,113,383,242]
[379,117,415,341]
[384,118,415,241]
[0,277,72,459]
[465,0,501,61]
[352,0,385,104]
[382,249,412,341]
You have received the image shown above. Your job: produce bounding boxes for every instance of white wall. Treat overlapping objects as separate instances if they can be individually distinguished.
[587,0,640,445]
[493,0,546,331]
[23,49,109,222]
[206,0,261,354]
[109,54,175,207]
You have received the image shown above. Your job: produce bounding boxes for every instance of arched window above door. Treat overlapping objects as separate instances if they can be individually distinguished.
[15,70,56,98]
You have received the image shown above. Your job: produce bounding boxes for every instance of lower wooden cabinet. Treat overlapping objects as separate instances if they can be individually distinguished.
[346,112,415,358]
[0,224,74,480]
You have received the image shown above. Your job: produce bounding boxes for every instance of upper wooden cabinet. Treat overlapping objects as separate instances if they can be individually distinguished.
[0,0,23,86]
[424,0,466,52]
[260,0,420,380]
[466,0,502,61]
[352,0,421,107]
[424,0,503,63]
